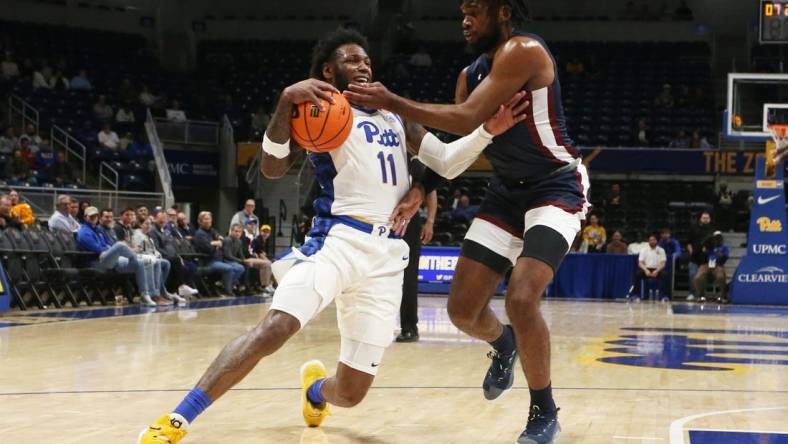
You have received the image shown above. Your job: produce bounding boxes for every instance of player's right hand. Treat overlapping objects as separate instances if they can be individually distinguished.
[283,79,339,110]
[482,91,529,136]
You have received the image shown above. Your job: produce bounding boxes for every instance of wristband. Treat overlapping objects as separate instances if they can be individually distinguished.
[262,132,290,159]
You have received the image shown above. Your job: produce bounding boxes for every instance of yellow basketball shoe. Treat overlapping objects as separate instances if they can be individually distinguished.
[137,414,188,443]
[300,359,330,427]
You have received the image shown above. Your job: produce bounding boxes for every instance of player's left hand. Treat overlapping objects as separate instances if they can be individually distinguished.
[482,91,529,136]
[390,184,425,236]
[344,82,394,110]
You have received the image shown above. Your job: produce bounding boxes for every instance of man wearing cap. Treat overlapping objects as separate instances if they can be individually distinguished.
[229,199,259,237]
[243,221,274,295]
[76,206,152,304]
[692,230,729,302]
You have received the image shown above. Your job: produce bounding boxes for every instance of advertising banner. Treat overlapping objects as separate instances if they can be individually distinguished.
[164,149,219,188]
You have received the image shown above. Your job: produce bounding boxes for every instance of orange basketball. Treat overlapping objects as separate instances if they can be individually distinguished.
[291,91,353,152]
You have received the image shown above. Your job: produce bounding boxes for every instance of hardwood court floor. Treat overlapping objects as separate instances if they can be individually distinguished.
[0,297,786,444]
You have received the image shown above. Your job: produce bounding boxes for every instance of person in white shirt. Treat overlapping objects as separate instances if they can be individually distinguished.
[165,99,187,122]
[48,194,80,233]
[116,106,135,123]
[632,234,667,298]
[98,124,120,150]
[1,52,20,80]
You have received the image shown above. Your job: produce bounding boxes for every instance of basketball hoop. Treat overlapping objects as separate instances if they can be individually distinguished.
[768,124,788,152]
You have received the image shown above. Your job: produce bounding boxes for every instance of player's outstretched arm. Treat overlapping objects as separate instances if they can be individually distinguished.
[345,38,550,135]
[404,91,528,180]
[775,143,788,164]
[261,79,338,179]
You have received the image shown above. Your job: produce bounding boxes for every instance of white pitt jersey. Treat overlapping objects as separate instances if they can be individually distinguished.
[309,107,411,225]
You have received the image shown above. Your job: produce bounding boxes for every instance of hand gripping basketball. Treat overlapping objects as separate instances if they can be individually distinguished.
[291,91,353,152]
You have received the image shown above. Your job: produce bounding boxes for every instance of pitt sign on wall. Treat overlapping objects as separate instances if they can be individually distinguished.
[731,158,788,305]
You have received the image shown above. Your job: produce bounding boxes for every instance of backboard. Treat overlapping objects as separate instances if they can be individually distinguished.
[724,73,788,141]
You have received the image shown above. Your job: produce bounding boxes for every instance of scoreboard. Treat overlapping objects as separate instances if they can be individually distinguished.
[760,0,788,43]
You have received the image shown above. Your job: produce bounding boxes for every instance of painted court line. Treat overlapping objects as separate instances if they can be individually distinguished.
[613,436,664,441]
[668,406,788,444]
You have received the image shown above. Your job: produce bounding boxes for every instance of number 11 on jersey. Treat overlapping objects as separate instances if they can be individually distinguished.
[377,151,397,185]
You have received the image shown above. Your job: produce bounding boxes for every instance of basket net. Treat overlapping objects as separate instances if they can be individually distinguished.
[769,124,788,151]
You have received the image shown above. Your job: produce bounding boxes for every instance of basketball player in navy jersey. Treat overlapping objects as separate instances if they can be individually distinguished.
[345,1,588,442]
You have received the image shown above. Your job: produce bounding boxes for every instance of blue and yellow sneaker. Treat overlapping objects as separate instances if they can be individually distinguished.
[137,414,188,443]
[300,359,330,427]
[483,349,518,400]
[516,406,561,443]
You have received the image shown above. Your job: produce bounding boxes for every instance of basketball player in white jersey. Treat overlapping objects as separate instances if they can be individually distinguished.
[138,28,527,443]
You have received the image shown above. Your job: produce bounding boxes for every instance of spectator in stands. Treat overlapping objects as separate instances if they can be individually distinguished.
[151,210,198,299]
[582,214,607,253]
[175,212,194,239]
[93,95,114,122]
[451,194,477,224]
[687,211,715,300]
[692,231,728,302]
[49,151,75,185]
[114,207,136,242]
[165,208,178,232]
[8,190,34,226]
[229,199,258,235]
[35,138,55,171]
[76,200,92,223]
[1,52,20,82]
[132,217,185,304]
[675,0,693,20]
[118,78,136,104]
[166,99,187,122]
[32,63,52,90]
[138,84,159,107]
[5,149,30,183]
[604,183,624,209]
[633,118,652,147]
[658,228,682,259]
[136,205,150,224]
[115,105,135,124]
[689,129,712,149]
[224,223,270,295]
[48,194,80,233]
[409,46,433,68]
[245,221,275,294]
[0,127,16,154]
[632,234,668,298]
[99,208,119,242]
[606,230,628,254]
[565,57,585,77]
[17,136,35,166]
[250,106,270,139]
[0,195,24,231]
[98,123,120,151]
[69,69,92,91]
[76,206,154,305]
[669,130,690,148]
[715,183,735,231]
[194,211,244,297]
[24,124,41,147]
[654,83,675,108]
[50,69,69,90]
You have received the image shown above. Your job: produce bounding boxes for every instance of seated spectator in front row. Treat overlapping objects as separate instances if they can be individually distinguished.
[451,194,477,224]
[132,217,185,304]
[582,214,607,253]
[229,199,258,235]
[76,206,152,305]
[194,211,244,297]
[98,124,120,150]
[150,210,199,298]
[136,205,151,224]
[48,194,80,233]
[0,195,24,230]
[8,190,34,226]
[692,231,729,302]
[658,228,681,259]
[631,234,668,298]
[245,222,275,294]
[224,223,271,295]
[175,212,194,239]
[605,230,628,254]
[114,207,136,242]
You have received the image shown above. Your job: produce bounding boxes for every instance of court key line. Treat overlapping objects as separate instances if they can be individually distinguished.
[2,386,788,397]
[668,406,788,444]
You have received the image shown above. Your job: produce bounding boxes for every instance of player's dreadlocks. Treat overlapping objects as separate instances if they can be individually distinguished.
[309,27,370,81]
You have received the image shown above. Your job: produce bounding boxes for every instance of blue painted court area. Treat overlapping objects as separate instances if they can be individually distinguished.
[673,304,788,317]
[690,430,788,443]
[0,296,268,328]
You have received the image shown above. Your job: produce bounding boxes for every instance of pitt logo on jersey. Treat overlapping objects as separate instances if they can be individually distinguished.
[357,121,400,148]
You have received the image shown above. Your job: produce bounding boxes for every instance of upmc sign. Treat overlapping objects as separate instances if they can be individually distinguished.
[731,158,788,305]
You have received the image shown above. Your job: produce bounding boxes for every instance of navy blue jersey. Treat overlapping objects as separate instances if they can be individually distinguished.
[465,31,578,180]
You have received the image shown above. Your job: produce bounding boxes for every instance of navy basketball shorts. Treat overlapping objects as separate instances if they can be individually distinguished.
[461,164,591,274]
